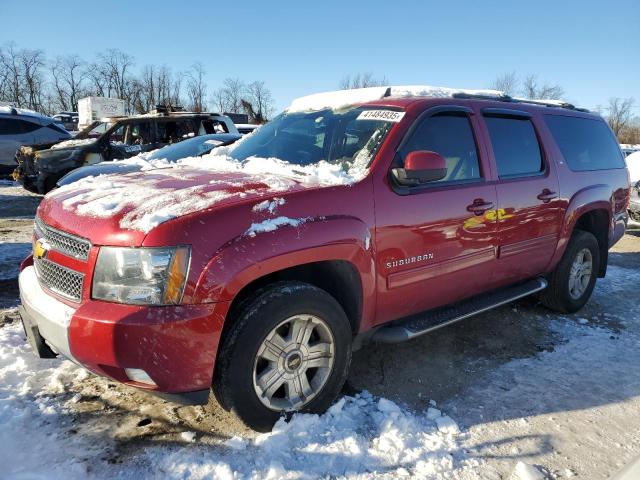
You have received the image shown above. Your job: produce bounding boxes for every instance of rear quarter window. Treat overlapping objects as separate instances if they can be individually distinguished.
[544,115,625,171]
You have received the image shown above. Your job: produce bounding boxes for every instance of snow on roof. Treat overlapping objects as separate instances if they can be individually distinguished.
[0,105,49,118]
[286,85,584,112]
[286,85,507,112]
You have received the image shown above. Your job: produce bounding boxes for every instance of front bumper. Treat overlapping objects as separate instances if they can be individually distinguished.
[18,265,231,404]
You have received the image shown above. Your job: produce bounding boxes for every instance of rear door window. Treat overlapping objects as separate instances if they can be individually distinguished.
[0,119,39,135]
[0,119,21,135]
[544,115,625,171]
[399,112,481,183]
[484,116,543,178]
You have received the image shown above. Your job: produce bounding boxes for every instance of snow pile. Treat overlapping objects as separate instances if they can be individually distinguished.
[511,462,546,480]
[180,151,368,186]
[245,216,309,237]
[49,138,96,150]
[0,313,476,479]
[143,392,474,479]
[0,320,99,479]
[626,150,640,183]
[252,197,285,214]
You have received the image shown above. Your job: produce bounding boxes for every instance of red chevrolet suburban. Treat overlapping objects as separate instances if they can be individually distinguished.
[18,86,629,431]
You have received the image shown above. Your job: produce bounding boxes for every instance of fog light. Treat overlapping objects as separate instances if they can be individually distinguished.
[124,368,157,386]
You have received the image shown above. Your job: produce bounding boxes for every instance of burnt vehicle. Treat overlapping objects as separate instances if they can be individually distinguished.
[14,111,239,193]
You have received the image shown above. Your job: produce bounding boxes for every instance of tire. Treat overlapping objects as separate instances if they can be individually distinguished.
[212,281,352,432]
[540,230,600,313]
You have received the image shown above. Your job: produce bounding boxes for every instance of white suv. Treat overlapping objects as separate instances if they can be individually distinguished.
[0,106,71,176]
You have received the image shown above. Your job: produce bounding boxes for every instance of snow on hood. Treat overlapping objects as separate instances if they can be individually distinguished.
[287,84,507,112]
[49,168,297,233]
[48,148,365,233]
[49,138,96,150]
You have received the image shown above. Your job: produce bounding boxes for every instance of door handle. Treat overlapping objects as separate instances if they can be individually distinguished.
[537,189,558,203]
[466,199,494,216]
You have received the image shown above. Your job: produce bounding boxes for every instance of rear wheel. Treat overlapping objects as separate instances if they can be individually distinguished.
[213,281,352,432]
[540,230,600,313]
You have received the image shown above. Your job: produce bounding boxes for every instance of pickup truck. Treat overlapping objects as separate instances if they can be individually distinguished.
[18,85,629,431]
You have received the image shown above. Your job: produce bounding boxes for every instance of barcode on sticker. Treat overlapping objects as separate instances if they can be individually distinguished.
[357,110,405,122]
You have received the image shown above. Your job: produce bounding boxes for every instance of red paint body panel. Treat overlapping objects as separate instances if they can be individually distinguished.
[68,301,229,392]
[28,96,630,395]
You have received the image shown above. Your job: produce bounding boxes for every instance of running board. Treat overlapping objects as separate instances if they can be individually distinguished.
[372,277,548,344]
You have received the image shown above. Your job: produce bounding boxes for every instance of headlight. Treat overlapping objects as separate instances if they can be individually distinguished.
[92,246,190,305]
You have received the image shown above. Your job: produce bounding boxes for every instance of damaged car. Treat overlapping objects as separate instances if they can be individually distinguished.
[14,111,239,193]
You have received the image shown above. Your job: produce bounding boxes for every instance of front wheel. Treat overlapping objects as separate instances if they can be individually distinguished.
[540,230,600,313]
[213,281,352,432]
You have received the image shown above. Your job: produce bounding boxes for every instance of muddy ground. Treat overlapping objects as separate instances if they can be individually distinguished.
[1,182,639,478]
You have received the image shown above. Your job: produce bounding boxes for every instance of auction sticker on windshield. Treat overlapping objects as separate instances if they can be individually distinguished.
[357,110,405,122]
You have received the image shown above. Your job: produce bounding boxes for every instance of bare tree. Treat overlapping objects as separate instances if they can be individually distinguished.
[98,49,134,99]
[186,62,207,112]
[18,48,46,111]
[86,59,110,97]
[0,43,23,106]
[619,119,640,144]
[490,71,519,95]
[607,97,635,138]
[50,54,86,111]
[339,72,387,89]
[212,77,246,113]
[521,74,564,100]
[245,80,274,121]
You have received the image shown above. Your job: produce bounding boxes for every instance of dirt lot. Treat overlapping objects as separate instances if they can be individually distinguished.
[1,182,639,479]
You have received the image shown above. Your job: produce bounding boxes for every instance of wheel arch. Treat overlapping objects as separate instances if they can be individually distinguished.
[553,184,613,277]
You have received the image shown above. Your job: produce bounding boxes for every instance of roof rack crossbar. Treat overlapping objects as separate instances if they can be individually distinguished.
[451,92,513,102]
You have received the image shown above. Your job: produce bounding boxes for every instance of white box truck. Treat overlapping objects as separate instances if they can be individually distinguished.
[78,97,126,130]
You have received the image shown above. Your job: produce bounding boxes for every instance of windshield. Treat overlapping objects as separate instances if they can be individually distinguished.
[227,107,396,169]
[75,121,115,140]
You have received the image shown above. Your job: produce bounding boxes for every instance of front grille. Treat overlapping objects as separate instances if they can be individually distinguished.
[35,217,91,260]
[34,257,84,302]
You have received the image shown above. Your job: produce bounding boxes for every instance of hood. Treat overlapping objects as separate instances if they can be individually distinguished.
[38,166,309,245]
[56,162,141,188]
[49,138,97,151]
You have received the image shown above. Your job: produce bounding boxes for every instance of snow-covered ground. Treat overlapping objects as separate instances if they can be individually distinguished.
[1,182,639,479]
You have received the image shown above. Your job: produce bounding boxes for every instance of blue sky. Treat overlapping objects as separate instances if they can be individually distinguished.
[2,0,638,113]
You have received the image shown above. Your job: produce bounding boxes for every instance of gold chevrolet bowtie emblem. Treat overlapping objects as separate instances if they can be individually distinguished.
[33,239,48,259]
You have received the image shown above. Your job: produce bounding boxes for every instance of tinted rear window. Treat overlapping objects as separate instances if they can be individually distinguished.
[545,115,624,171]
[484,116,543,178]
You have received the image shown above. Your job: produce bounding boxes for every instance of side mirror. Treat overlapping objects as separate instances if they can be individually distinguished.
[392,150,447,186]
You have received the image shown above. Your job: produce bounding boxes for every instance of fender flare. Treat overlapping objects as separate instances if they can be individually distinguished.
[193,215,376,322]
[548,184,612,270]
